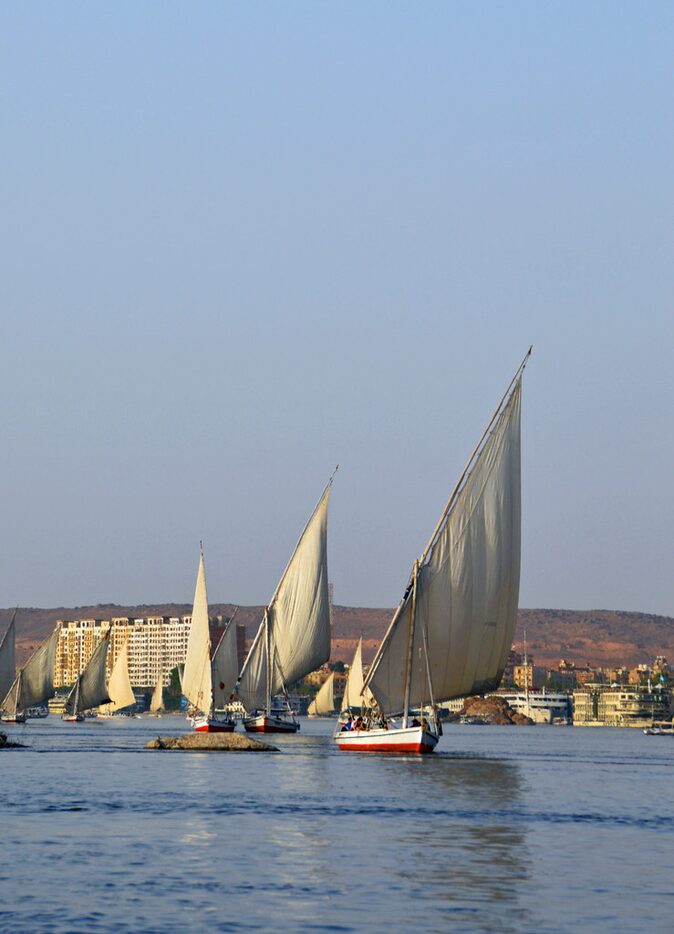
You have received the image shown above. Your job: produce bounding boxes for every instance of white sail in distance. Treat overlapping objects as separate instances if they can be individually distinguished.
[149,676,163,712]
[182,549,213,716]
[340,638,374,710]
[1,627,59,716]
[237,475,333,714]
[64,631,111,715]
[366,364,525,716]
[0,611,17,702]
[101,640,135,713]
[308,671,335,716]
[211,623,239,710]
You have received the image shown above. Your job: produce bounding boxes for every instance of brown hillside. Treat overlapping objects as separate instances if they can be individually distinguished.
[2,604,672,670]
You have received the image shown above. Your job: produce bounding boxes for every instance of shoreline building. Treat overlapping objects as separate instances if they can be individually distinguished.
[54,616,244,689]
[573,684,671,727]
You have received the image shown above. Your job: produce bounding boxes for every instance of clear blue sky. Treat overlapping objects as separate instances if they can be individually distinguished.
[1,3,672,614]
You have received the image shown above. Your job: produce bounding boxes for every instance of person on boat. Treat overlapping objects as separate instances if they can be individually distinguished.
[411,717,421,727]
[354,716,364,731]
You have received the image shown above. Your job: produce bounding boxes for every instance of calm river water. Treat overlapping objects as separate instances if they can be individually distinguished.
[0,717,672,933]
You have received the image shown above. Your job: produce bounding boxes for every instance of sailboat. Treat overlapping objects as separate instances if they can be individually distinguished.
[147,675,163,717]
[182,547,236,733]
[62,630,111,722]
[237,472,335,733]
[211,619,240,719]
[307,671,335,718]
[1,627,59,724]
[0,610,18,716]
[339,637,375,722]
[98,640,136,717]
[335,350,529,754]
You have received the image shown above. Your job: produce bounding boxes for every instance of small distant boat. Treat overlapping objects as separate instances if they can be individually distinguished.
[26,705,49,719]
[98,639,136,719]
[1,625,59,724]
[182,547,236,733]
[62,631,111,722]
[644,725,674,736]
[237,473,335,734]
[146,675,164,718]
[338,638,374,725]
[308,672,336,718]
[335,351,529,755]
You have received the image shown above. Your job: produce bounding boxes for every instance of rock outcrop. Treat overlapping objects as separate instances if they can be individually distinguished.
[145,732,278,752]
[462,695,534,726]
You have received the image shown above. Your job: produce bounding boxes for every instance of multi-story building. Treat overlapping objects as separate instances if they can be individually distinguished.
[54,614,241,689]
[573,684,671,727]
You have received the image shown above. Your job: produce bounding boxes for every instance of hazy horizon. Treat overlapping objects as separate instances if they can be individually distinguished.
[1,4,672,615]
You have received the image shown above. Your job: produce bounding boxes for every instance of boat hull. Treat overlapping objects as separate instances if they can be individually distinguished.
[62,713,85,723]
[243,714,299,734]
[334,725,439,754]
[1,713,27,724]
[192,716,236,733]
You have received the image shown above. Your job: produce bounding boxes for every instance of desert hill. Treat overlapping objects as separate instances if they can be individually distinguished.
[2,603,672,670]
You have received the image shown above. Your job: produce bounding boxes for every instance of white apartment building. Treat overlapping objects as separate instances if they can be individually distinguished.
[54,616,192,688]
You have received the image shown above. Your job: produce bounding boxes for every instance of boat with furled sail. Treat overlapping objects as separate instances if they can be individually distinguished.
[63,630,111,722]
[335,350,529,754]
[1,626,59,724]
[237,471,335,733]
[307,671,335,718]
[98,639,136,717]
[183,547,236,733]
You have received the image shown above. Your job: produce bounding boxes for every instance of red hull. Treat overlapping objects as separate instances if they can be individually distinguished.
[244,715,299,734]
[336,739,436,753]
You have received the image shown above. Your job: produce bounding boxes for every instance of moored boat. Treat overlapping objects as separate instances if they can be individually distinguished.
[336,351,529,754]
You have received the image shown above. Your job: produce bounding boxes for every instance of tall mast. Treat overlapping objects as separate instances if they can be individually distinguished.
[264,609,272,717]
[402,561,419,728]
[523,626,530,715]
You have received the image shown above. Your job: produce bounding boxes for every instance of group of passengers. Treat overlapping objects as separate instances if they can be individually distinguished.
[340,712,389,732]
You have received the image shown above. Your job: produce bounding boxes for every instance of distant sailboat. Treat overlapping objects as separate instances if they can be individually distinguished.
[147,675,163,717]
[0,609,18,710]
[237,472,335,733]
[182,547,235,733]
[336,350,529,754]
[63,630,111,722]
[98,640,136,717]
[1,627,59,724]
[339,638,374,718]
[307,671,335,718]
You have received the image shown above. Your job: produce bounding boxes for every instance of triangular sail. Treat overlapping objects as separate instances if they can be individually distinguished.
[211,624,239,709]
[1,627,59,715]
[65,632,111,715]
[237,479,333,714]
[0,612,17,702]
[149,676,163,712]
[366,374,524,716]
[182,550,213,716]
[100,641,135,713]
[308,671,335,716]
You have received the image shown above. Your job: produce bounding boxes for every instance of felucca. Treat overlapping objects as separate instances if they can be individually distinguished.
[63,630,111,722]
[307,671,335,718]
[1,626,58,724]
[0,609,18,717]
[339,637,374,722]
[98,640,136,717]
[182,547,236,733]
[237,471,335,733]
[147,675,163,717]
[335,350,529,754]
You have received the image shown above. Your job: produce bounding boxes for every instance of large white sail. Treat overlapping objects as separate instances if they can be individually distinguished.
[182,550,213,716]
[101,641,135,712]
[149,676,163,712]
[65,631,111,715]
[1,627,59,715]
[0,612,17,702]
[366,376,523,716]
[237,480,332,713]
[211,624,239,709]
[308,671,335,716]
